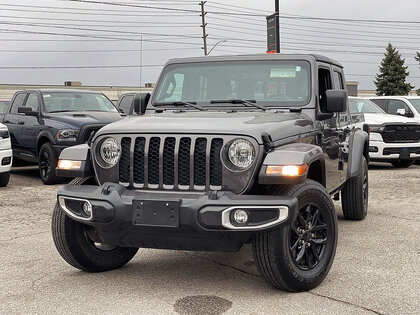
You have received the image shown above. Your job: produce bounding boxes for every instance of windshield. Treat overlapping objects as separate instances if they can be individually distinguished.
[42,92,118,113]
[349,98,385,114]
[153,60,311,107]
[408,99,420,113]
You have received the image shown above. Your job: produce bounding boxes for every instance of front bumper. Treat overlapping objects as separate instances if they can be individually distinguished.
[368,133,420,161]
[57,183,298,252]
[0,148,12,173]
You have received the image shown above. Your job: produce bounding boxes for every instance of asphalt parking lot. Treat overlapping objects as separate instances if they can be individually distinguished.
[0,164,419,314]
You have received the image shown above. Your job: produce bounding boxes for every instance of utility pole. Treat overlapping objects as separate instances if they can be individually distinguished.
[139,35,143,90]
[200,1,208,55]
[275,0,280,53]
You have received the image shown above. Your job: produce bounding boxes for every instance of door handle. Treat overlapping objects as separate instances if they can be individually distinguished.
[3,120,9,123]
[18,121,25,125]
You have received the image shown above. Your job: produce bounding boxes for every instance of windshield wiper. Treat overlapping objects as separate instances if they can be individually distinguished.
[154,101,207,111]
[210,99,266,111]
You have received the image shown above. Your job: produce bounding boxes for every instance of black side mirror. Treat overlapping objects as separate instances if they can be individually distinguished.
[132,93,151,115]
[18,106,38,116]
[325,90,348,113]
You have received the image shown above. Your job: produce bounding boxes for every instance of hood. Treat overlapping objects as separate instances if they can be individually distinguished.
[45,111,125,129]
[0,122,7,130]
[363,113,420,125]
[96,111,315,144]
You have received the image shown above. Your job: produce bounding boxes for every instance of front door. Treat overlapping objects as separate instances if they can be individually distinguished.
[317,64,342,192]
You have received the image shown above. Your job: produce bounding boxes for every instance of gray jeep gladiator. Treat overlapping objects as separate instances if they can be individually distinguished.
[52,54,369,292]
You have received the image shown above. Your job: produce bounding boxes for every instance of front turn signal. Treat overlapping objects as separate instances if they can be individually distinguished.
[266,164,309,177]
[57,160,82,170]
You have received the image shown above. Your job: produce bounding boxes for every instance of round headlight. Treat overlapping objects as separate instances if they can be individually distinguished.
[228,139,255,169]
[99,137,121,168]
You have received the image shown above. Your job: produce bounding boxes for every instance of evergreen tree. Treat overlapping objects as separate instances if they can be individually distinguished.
[374,43,413,96]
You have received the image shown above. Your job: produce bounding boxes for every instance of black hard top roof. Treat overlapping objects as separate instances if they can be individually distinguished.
[166,53,343,68]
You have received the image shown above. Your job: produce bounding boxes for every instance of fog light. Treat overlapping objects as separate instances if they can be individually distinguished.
[233,209,248,224]
[82,202,92,217]
[57,159,82,170]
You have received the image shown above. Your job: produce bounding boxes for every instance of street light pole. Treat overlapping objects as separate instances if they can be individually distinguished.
[275,0,280,53]
[207,39,227,55]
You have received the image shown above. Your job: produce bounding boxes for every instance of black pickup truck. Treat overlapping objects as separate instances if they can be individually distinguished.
[1,89,124,184]
[52,54,369,292]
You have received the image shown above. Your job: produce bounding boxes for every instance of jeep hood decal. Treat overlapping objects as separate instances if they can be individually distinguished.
[96,111,314,143]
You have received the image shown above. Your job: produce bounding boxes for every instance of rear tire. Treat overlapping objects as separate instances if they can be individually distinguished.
[52,177,138,272]
[0,172,10,187]
[39,142,60,185]
[341,156,368,220]
[252,179,338,292]
[391,160,415,168]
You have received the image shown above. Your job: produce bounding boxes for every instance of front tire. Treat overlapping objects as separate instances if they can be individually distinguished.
[252,180,338,292]
[52,177,138,272]
[391,160,415,168]
[341,156,368,220]
[0,172,10,187]
[39,142,60,185]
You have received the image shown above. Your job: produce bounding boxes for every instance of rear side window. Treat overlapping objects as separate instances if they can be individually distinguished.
[10,93,27,114]
[0,101,9,114]
[118,95,134,114]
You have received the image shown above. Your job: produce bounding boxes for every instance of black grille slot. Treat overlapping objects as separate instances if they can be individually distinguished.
[381,125,420,143]
[148,137,161,185]
[210,138,223,186]
[249,210,279,224]
[178,138,191,186]
[194,138,207,186]
[133,137,145,184]
[117,135,239,190]
[119,137,131,183]
[163,137,176,185]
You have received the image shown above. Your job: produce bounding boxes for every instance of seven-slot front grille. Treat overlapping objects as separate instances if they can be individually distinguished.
[380,125,420,143]
[119,136,224,190]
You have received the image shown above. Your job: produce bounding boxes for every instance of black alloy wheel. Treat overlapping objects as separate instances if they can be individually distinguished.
[289,203,328,271]
[38,142,60,185]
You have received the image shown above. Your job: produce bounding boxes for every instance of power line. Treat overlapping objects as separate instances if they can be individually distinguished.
[0,64,164,69]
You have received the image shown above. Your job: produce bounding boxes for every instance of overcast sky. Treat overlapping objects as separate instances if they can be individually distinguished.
[1,0,420,90]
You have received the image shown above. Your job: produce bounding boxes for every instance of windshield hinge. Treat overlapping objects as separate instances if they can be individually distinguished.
[262,133,275,152]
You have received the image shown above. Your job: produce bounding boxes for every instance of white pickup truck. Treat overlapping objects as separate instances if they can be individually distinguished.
[0,122,12,186]
[349,97,420,168]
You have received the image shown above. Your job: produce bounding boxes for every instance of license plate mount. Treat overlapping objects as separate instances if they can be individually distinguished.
[133,199,180,227]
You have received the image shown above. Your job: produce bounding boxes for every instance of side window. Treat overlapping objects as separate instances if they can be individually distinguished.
[388,99,413,115]
[318,67,333,112]
[333,71,344,90]
[118,95,134,114]
[10,93,27,114]
[370,99,388,112]
[26,93,40,111]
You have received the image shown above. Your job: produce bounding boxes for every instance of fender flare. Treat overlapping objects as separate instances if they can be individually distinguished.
[347,129,369,179]
[258,143,325,185]
[55,144,93,178]
[36,131,56,155]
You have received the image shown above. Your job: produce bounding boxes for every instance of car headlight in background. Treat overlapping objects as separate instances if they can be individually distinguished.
[227,138,255,169]
[368,125,384,133]
[0,130,9,139]
[56,129,79,141]
[99,137,121,168]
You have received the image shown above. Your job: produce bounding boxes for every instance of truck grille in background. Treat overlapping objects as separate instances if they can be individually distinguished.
[381,125,420,143]
[119,136,224,190]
